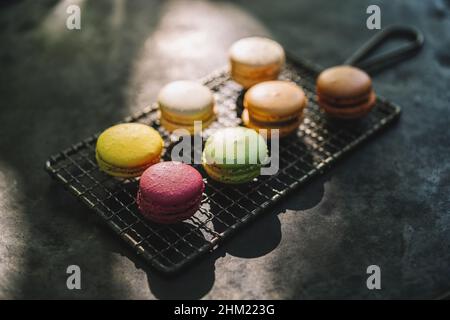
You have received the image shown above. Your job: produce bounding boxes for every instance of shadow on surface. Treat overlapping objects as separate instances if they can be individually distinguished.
[0,0,164,299]
[112,237,222,300]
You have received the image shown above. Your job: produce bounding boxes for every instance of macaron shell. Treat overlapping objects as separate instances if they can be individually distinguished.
[316,65,372,100]
[242,108,302,138]
[141,203,201,224]
[202,127,268,169]
[139,162,204,207]
[244,81,306,117]
[96,123,163,170]
[158,80,214,116]
[229,37,285,66]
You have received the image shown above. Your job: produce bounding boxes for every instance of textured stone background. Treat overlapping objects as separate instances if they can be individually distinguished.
[0,0,449,299]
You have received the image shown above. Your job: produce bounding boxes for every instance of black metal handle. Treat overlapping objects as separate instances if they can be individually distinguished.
[344,25,424,73]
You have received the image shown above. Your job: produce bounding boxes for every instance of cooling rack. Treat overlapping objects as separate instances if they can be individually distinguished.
[45,57,401,274]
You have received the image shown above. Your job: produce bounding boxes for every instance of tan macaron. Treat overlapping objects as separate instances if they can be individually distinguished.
[229,37,285,89]
[242,81,307,138]
[316,65,376,119]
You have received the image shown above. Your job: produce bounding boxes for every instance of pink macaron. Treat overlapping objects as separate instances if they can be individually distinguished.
[137,161,204,224]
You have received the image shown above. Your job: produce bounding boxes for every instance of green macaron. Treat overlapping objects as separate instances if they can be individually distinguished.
[202,127,268,184]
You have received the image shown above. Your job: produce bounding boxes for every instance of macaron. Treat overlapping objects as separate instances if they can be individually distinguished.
[229,37,285,89]
[96,123,164,178]
[242,80,307,138]
[137,161,204,224]
[202,127,268,184]
[158,80,216,134]
[316,65,376,119]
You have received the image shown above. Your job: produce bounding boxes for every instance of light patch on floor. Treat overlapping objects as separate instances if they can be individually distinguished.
[126,0,271,114]
[0,163,27,299]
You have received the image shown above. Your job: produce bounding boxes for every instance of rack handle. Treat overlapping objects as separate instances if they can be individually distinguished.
[344,25,424,73]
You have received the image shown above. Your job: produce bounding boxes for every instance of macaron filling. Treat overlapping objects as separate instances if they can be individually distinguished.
[320,92,376,117]
[247,112,301,127]
[160,110,216,126]
[203,163,261,184]
[204,161,261,175]
[137,189,204,224]
[317,89,374,107]
[96,151,159,176]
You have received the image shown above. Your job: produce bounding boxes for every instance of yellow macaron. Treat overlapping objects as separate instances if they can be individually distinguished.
[158,80,216,134]
[95,123,164,178]
[242,80,307,138]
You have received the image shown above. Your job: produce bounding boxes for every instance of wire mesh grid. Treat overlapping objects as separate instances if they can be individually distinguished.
[45,57,401,274]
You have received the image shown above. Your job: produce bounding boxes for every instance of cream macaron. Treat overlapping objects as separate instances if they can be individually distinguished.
[158,80,216,134]
[229,37,285,89]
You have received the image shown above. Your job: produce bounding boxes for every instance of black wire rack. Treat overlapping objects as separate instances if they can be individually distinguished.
[45,57,401,274]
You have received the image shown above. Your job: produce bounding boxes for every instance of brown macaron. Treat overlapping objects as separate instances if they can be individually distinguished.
[242,80,307,138]
[316,65,376,119]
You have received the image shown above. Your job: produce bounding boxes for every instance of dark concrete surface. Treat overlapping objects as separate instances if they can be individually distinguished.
[0,0,449,299]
